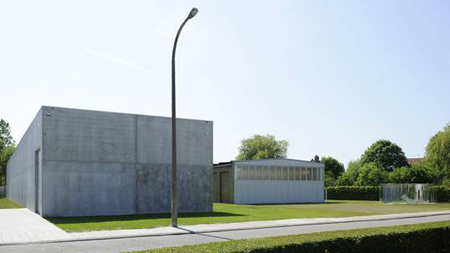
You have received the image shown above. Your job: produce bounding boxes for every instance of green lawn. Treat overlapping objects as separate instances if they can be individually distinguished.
[127,220,450,253]
[48,200,450,232]
[0,198,22,209]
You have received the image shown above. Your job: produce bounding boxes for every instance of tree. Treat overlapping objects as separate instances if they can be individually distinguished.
[0,119,15,186]
[389,163,437,184]
[0,119,14,151]
[325,171,336,187]
[426,123,450,178]
[321,156,345,179]
[356,162,388,186]
[336,160,362,186]
[388,166,410,183]
[360,140,409,172]
[0,146,15,185]
[236,134,288,161]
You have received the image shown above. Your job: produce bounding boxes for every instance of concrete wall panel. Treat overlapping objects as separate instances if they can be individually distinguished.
[6,109,42,213]
[136,164,170,214]
[42,107,136,163]
[43,161,136,217]
[136,116,213,166]
[178,165,213,212]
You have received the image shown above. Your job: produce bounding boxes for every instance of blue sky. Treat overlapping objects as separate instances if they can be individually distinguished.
[0,1,449,166]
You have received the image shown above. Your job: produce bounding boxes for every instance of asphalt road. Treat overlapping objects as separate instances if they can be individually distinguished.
[2,214,450,253]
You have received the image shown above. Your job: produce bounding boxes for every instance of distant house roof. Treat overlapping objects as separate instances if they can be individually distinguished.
[407,158,424,165]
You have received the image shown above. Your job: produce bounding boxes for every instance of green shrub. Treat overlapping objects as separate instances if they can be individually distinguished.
[434,186,450,202]
[326,186,380,200]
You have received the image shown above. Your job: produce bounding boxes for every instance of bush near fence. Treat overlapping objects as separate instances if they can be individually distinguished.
[327,185,450,202]
[433,186,450,202]
[326,186,380,200]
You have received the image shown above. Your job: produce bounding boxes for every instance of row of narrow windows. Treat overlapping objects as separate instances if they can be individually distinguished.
[235,165,322,181]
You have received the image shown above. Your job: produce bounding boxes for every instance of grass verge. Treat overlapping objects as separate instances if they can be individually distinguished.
[0,198,22,209]
[127,220,450,253]
[48,200,450,232]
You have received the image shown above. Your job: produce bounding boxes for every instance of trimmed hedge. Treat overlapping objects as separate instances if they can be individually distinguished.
[326,186,380,200]
[140,221,450,253]
[434,186,450,202]
[327,185,450,202]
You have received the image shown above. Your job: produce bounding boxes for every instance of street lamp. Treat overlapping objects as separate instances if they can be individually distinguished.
[171,7,198,228]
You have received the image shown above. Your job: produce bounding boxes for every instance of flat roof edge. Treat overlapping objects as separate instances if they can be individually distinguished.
[41,105,212,123]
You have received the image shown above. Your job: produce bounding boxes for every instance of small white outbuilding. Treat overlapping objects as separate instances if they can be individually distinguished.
[213,158,325,204]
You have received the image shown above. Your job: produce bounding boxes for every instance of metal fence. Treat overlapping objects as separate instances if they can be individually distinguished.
[0,186,5,198]
[380,184,437,204]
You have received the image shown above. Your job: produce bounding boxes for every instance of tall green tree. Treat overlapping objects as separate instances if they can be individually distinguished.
[0,146,15,185]
[356,162,388,186]
[321,156,345,179]
[0,119,14,150]
[389,162,438,184]
[336,160,362,186]
[236,134,288,161]
[360,140,409,172]
[0,119,15,186]
[426,123,450,178]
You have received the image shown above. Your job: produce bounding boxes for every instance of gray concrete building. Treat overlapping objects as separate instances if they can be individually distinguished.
[7,106,213,217]
[214,159,325,204]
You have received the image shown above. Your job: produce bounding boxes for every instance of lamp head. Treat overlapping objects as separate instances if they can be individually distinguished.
[188,8,198,19]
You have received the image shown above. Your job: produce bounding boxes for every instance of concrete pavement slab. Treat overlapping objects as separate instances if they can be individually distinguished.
[0,209,71,245]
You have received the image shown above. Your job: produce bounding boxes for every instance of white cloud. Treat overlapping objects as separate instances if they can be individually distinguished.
[67,40,155,75]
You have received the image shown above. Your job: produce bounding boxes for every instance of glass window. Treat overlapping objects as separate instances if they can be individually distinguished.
[318,168,321,181]
[295,167,301,180]
[270,166,276,180]
[307,167,312,181]
[236,165,241,180]
[248,165,255,180]
[312,168,318,181]
[289,167,295,180]
[283,166,289,180]
[301,167,307,180]
[256,166,263,180]
[262,166,269,180]
[276,166,282,180]
[242,165,248,180]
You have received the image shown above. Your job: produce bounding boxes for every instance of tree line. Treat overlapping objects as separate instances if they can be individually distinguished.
[236,124,450,187]
[325,124,450,186]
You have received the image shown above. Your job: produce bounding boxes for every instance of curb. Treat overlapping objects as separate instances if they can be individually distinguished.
[2,211,450,246]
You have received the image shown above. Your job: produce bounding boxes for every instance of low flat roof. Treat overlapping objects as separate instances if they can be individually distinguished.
[214,158,323,167]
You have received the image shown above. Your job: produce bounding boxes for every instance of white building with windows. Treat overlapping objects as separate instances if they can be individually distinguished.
[213,158,325,204]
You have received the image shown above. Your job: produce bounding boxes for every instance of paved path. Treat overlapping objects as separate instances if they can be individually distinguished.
[1,211,450,253]
[0,209,71,245]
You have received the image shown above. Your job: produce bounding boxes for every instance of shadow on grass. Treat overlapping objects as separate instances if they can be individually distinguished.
[246,201,349,206]
[47,211,245,225]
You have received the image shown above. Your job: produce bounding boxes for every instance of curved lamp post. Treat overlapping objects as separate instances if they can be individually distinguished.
[171,7,198,228]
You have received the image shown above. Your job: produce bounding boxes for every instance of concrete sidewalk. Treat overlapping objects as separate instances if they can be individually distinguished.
[0,209,71,245]
[1,210,450,246]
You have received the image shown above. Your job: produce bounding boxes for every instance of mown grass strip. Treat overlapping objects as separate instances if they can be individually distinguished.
[0,198,22,209]
[49,201,450,232]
